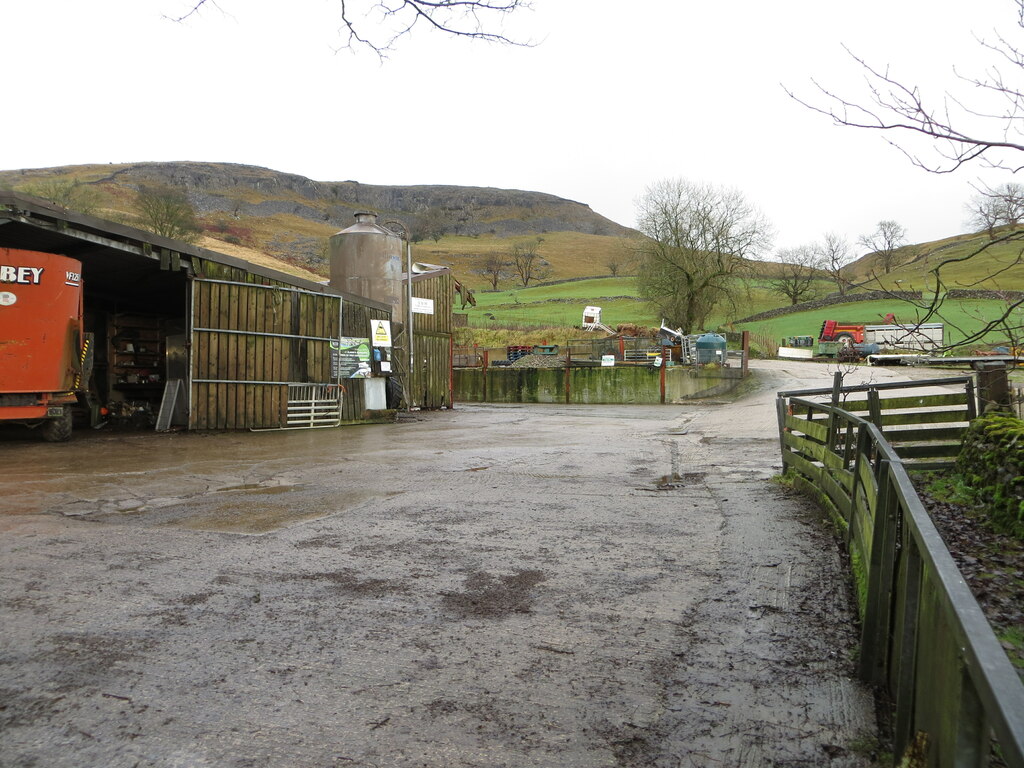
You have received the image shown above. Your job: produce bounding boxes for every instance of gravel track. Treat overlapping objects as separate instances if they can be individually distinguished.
[0,360,943,767]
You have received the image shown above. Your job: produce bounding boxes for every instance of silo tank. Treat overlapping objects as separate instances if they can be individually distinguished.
[329,212,403,313]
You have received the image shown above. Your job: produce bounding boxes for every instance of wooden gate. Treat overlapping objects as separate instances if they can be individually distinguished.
[189,278,341,429]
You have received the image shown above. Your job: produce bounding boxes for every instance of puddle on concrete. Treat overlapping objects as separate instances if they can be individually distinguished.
[216,484,295,494]
[164,489,400,535]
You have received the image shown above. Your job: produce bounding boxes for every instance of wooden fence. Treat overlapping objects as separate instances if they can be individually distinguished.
[777,376,1024,767]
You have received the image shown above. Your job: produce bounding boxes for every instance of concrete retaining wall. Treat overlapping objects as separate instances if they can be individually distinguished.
[454,365,745,404]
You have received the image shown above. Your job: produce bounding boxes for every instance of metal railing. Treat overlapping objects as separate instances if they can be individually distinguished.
[777,377,1024,767]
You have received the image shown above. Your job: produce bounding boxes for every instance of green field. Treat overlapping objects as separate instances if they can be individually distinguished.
[465,276,831,330]
[732,299,1019,348]
[458,275,1019,351]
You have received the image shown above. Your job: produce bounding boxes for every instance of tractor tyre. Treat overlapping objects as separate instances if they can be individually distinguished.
[834,332,856,344]
[40,407,73,442]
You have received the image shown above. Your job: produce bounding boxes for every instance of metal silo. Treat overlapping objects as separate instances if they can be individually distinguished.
[329,212,403,314]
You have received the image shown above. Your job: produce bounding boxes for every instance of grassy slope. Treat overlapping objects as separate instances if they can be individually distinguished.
[846,230,1024,292]
[5,164,1019,348]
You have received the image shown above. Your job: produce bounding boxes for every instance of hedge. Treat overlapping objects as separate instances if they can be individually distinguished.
[956,412,1024,539]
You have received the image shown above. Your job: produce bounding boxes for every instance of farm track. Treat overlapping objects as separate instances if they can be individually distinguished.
[0,361,949,766]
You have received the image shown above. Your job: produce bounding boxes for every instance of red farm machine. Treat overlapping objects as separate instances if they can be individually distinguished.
[0,248,92,441]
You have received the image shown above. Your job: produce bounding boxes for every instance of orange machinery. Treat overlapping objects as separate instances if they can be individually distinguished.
[0,248,86,441]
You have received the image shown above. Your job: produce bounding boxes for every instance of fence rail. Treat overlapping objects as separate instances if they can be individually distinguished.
[777,376,1024,767]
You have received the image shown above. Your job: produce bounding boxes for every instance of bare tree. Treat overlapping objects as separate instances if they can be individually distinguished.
[133,184,203,243]
[173,0,532,56]
[20,178,102,216]
[819,231,854,294]
[965,182,1024,238]
[769,245,826,305]
[510,239,550,287]
[788,0,1024,350]
[474,252,510,290]
[633,178,773,333]
[858,220,909,275]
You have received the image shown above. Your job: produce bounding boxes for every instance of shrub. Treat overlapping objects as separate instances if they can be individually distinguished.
[956,413,1024,539]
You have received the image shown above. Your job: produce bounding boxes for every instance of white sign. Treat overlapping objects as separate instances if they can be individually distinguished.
[0,265,43,284]
[411,297,434,315]
[601,354,615,367]
[370,319,392,348]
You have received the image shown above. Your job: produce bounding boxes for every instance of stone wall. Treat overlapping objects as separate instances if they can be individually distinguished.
[735,291,924,324]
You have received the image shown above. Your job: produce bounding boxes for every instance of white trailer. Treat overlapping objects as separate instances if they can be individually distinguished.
[863,322,944,351]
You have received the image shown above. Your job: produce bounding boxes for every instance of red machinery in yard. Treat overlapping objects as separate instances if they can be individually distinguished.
[0,248,89,441]
[819,314,944,351]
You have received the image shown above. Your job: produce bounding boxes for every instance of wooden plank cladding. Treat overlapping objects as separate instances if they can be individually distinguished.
[408,270,456,409]
[188,259,391,430]
[410,270,454,335]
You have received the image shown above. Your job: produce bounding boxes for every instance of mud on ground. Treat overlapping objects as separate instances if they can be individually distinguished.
[1,360,936,767]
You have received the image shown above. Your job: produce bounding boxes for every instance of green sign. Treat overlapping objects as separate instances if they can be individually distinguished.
[330,337,372,379]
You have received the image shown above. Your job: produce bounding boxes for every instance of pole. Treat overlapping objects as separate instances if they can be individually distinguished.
[406,239,414,412]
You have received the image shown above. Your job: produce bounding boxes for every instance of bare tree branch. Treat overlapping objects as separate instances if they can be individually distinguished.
[171,0,533,56]
[784,9,1024,175]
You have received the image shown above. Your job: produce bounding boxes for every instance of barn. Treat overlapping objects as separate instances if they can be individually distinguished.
[0,192,393,432]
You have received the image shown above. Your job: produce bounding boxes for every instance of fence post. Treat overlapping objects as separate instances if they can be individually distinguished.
[893,538,924,760]
[482,349,489,403]
[975,360,1010,413]
[660,358,666,404]
[449,335,454,409]
[565,348,571,404]
[827,372,842,450]
[859,454,898,685]
[867,388,882,429]
[966,377,978,421]
[776,396,790,474]
[741,330,750,376]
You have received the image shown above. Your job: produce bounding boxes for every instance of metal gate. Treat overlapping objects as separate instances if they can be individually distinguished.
[189,278,342,430]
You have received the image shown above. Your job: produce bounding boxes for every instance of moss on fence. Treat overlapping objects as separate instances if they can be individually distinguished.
[956,413,1024,540]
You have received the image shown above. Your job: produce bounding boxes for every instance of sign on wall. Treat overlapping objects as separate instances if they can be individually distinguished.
[370,319,392,348]
[331,337,372,379]
[411,297,434,315]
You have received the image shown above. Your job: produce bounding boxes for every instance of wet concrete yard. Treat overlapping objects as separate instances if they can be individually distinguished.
[0,361,931,767]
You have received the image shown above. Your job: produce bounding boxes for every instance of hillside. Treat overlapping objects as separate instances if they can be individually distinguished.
[0,162,632,280]
[3,161,1019,302]
[844,229,1024,293]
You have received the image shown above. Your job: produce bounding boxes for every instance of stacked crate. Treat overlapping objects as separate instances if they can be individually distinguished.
[507,345,532,363]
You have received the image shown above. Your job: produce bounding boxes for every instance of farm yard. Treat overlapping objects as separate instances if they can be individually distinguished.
[2,360,931,768]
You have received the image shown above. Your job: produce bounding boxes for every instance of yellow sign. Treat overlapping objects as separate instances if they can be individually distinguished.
[371,319,392,348]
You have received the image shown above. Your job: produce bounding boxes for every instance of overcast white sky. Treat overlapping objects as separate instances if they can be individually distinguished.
[3,0,1018,256]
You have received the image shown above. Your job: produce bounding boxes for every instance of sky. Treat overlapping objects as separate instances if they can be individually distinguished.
[3,0,1020,257]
